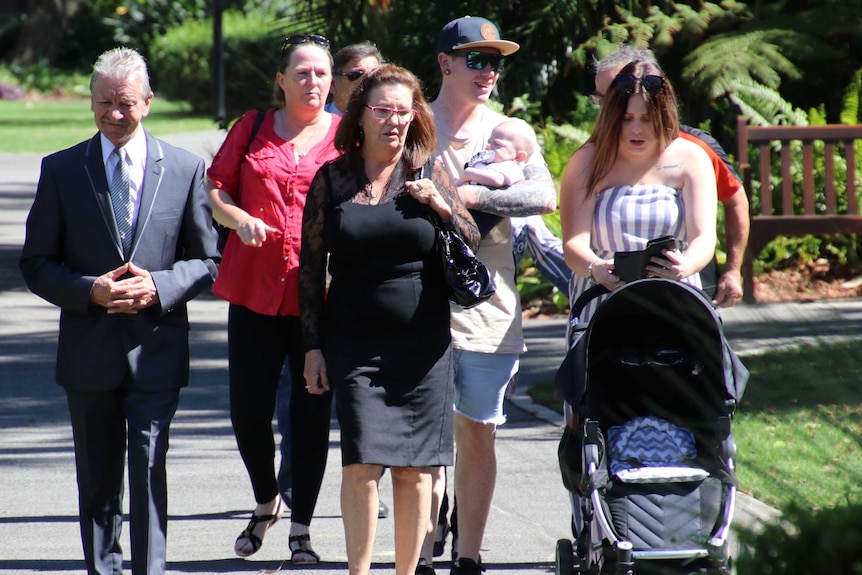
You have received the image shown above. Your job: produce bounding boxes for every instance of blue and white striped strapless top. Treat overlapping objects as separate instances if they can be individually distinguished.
[568,184,701,332]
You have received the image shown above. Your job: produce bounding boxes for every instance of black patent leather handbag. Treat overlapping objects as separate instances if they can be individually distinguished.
[418,163,496,308]
[431,213,496,308]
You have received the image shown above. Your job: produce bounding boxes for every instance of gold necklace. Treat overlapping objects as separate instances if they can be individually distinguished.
[368,167,396,205]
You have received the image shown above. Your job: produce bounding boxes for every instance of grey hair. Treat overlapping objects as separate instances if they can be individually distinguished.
[89,47,152,98]
[593,45,658,74]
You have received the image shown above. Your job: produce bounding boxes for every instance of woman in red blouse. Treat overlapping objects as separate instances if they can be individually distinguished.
[206,34,340,564]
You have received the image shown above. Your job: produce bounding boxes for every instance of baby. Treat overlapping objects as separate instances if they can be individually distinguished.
[458,118,539,187]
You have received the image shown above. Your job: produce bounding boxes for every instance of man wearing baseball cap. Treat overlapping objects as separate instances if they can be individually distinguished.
[423,15,558,575]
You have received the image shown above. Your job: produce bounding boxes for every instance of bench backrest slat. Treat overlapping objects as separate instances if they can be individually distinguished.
[846,142,858,215]
[824,144,836,214]
[757,143,772,216]
[737,118,862,218]
[780,144,793,215]
[802,143,815,214]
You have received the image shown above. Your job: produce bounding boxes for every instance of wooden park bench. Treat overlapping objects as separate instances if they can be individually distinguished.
[736,116,862,302]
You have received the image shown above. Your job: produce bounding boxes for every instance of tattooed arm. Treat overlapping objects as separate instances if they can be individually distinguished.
[457,160,557,217]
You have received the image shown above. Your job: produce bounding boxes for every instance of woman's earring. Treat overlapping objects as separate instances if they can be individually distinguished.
[358,127,365,139]
[444,69,451,75]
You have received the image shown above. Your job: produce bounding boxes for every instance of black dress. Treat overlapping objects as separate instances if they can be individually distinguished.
[300,157,454,467]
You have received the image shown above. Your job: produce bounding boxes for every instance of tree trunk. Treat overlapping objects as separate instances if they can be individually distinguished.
[12,0,84,67]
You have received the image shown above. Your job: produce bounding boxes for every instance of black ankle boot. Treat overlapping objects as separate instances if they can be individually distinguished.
[450,557,483,575]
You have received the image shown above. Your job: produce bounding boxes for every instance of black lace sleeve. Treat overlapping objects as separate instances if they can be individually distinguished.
[299,163,330,351]
[431,160,480,251]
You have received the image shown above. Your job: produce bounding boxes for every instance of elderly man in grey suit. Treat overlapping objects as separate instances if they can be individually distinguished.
[19,47,219,575]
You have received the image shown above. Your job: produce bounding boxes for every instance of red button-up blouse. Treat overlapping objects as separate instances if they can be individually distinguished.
[207,108,341,317]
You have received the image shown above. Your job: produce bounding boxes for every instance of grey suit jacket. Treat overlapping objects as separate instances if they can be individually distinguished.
[20,131,220,392]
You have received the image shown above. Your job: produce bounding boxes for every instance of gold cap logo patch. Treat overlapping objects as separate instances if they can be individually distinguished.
[479,23,498,41]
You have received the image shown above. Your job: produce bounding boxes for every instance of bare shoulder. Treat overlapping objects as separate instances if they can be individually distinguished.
[666,137,711,164]
[564,142,595,175]
[561,143,596,196]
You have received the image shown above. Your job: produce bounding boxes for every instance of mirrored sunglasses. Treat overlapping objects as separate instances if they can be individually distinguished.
[453,51,505,73]
[282,34,330,55]
[365,105,417,122]
[611,73,665,97]
[338,69,365,82]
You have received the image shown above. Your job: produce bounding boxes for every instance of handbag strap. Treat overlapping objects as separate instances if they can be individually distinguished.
[236,110,265,203]
[570,284,609,322]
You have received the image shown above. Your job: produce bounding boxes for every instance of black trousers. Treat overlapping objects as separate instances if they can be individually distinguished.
[228,304,332,525]
[66,382,179,575]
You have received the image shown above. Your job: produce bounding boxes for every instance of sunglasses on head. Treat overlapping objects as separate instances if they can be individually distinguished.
[610,73,665,97]
[338,69,365,82]
[452,51,505,73]
[282,34,330,55]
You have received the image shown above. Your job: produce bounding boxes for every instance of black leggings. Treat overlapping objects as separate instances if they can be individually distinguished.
[228,304,332,525]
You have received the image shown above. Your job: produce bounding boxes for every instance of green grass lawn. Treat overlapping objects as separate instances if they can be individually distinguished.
[529,341,862,511]
[0,98,219,153]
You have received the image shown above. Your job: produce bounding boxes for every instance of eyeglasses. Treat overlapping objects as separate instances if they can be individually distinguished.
[282,34,330,55]
[452,51,505,73]
[365,105,416,123]
[610,73,665,98]
[338,70,365,82]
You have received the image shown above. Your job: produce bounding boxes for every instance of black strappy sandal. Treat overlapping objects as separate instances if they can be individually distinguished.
[234,497,284,558]
[289,533,321,565]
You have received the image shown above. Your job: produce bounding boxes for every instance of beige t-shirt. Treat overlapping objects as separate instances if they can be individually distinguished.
[432,105,529,354]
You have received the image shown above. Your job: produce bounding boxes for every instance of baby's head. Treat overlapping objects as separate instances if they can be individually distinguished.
[487,119,538,165]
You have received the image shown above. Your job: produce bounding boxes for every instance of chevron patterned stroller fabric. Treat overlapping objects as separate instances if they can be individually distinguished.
[608,416,709,484]
[553,279,748,575]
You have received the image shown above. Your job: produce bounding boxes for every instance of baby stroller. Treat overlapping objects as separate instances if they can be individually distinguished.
[554,279,748,575]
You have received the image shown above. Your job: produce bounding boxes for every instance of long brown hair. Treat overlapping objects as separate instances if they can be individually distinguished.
[585,60,679,196]
[334,64,436,173]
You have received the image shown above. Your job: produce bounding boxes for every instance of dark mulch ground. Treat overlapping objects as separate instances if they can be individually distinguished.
[523,258,862,319]
[752,258,862,302]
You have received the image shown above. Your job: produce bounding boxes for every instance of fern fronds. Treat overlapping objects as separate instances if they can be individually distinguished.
[840,68,862,125]
[729,79,808,127]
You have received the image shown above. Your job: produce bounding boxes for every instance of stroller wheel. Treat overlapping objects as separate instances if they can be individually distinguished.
[555,538,575,575]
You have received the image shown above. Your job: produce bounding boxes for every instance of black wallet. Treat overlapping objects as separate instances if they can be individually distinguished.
[613,236,676,282]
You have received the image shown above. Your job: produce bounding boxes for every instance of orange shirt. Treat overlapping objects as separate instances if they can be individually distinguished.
[680,128,742,202]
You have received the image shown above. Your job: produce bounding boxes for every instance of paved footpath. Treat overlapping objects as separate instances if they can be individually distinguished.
[1,133,860,574]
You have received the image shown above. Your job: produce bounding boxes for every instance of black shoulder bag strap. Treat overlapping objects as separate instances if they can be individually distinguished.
[216,110,265,253]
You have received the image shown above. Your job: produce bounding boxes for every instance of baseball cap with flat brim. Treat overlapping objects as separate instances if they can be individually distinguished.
[437,16,520,57]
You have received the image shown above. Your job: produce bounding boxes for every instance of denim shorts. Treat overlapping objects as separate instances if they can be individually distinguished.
[453,349,519,425]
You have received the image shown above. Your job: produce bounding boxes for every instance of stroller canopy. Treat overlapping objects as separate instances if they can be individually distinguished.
[556,279,748,424]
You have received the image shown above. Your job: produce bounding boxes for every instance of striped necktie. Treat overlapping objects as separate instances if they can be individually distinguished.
[110,147,133,256]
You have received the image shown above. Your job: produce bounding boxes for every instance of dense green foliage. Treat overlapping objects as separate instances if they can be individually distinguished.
[736,502,862,575]
[4,1,862,138]
[150,10,281,119]
[3,0,862,304]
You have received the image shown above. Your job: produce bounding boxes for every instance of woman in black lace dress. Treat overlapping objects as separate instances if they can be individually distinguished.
[298,64,478,575]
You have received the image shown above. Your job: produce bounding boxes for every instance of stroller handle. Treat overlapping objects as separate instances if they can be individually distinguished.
[570,284,609,324]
